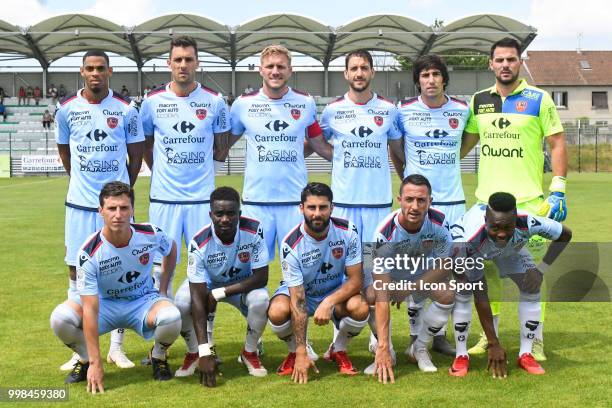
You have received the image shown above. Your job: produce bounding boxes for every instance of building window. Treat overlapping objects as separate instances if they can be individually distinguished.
[592,92,608,109]
[552,91,568,108]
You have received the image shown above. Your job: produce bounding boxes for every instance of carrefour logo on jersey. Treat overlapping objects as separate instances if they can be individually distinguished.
[350,126,373,138]
[265,120,289,131]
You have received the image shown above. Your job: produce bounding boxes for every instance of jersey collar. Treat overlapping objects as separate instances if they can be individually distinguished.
[167,81,201,98]
[211,225,238,247]
[489,78,528,96]
[345,91,376,106]
[78,87,113,104]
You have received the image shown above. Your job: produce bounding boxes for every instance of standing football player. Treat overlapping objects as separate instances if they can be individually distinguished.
[55,50,144,371]
[461,37,568,360]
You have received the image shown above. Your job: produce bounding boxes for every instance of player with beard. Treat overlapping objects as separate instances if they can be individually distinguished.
[268,183,369,383]
[320,49,404,374]
[55,50,144,371]
[460,38,567,360]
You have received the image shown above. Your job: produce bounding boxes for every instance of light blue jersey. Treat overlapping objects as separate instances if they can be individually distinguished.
[321,93,401,207]
[230,87,321,205]
[186,217,269,288]
[141,83,230,204]
[76,223,172,300]
[397,96,469,206]
[55,89,144,210]
[280,217,361,302]
[371,208,452,279]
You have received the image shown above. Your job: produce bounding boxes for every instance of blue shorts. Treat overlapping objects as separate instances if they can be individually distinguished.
[64,206,104,266]
[74,292,166,340]
[332,205,391,243]
[242,204,301,260]
[272,284,332,316]
[149,202,211,264]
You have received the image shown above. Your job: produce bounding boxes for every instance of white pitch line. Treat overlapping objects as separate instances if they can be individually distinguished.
[0,178,64,189]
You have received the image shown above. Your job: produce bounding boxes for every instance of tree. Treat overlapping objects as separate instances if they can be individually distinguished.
[396,50,489,71]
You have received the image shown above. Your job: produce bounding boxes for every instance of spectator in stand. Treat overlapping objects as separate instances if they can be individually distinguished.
[26,86,34,105]
[0,86,5,104]
[227,92,235,106]
[42,109,53,129]
[58,84,67,99]
[0,100,7,122]
[121,85,130,98]
[18,86,26,106]
[34,86,42,105]
[48,84,58,103]
[143,85,152,97]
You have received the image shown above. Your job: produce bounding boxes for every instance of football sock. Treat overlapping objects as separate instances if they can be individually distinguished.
[453,292,472,357]
[109,329,125,352]
[415,301,453,350]
[333,316,368,352]
[152,306,181,360]
[269,320,295,352]
[245,291,269,353]
[518,292,541,356]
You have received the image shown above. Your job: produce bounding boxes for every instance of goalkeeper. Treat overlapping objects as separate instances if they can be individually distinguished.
[460,37,567,361]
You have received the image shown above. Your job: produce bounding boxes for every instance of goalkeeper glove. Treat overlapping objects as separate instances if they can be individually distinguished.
[537,176,567,222]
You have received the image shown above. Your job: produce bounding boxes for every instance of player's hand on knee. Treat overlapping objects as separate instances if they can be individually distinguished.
[523,268,543,293]
[374,346,395,384]
[487,343,508,379]
[199,356,218,387]
[87,361,105,394]
[313,299,333,326]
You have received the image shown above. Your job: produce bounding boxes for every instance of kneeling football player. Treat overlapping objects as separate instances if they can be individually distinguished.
[268,182,369,384]
[175,187,270,387]
[449,192,572,377]
[50,181,181,392]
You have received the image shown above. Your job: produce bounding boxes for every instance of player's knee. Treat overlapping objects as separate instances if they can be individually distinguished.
[519,291,541,303]
[155,304,182,327]
[267,296,290,325]
[346,294,369,321]
[364,284,376,305]
[50,302,81,334]
[435,289,455,306]
[173,288,192,316]
[247,290,270,314]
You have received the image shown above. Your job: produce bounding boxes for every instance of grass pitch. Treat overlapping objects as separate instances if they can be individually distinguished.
[0,173,611,407]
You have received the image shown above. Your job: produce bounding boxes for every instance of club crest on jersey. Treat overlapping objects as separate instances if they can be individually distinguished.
[332,246,344,259]
[449,118,459,129]
[196,109,207,120]
[107,117,118,129]
[515,101,528,112]
[139,253,149,265]
[374,116,383,127]
[421,239,434,252]
[291,109,301,120]
[238,251,250,263]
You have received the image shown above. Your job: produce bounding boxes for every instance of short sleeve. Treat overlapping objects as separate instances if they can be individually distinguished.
[186,241,210,285]
[140,98,154,137]
[387,106,402,140]
[539,92,564,137]
[345,223,362,267]
[281,244,303,287]
[125,102,145,143]
[229,99,245,136]
[153,225,172,257]
[320,105,333,140]
[54,105,70,144]
[464,96,479,134]
[527,214,563,241]
[76,251,98,296]
[213,96,230,133]
[251,226,269,269]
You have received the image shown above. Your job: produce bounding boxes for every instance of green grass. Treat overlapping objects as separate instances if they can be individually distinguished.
[0,173,611,407]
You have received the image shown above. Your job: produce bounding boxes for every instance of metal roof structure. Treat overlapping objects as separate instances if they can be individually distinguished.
[0,13,537,68]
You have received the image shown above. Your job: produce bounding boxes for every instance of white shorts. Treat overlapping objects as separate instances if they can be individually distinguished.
[149,202,211,264]
[431,202,466,227]
[242,204,301,260]
[64,206,104,266]
[466,248,536,282]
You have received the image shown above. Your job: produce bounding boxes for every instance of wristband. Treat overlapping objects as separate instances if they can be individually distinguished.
[549,176,566,194]
[536,262,550,273]
[198,343,212,357]
[211,287,226,301]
